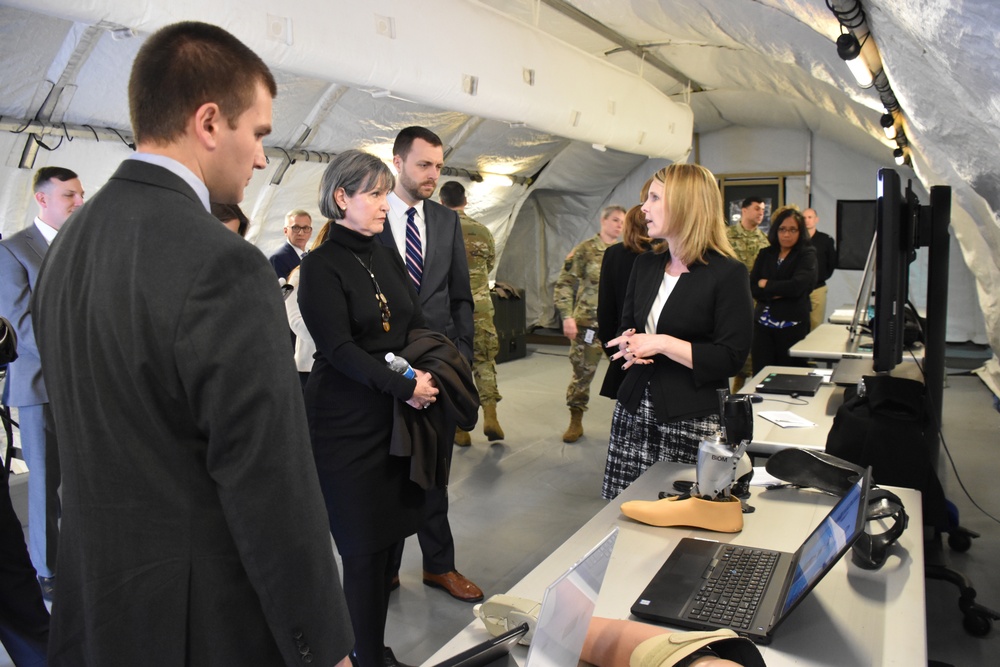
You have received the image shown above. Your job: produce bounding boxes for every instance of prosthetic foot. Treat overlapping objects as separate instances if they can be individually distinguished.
[473,594,540,645]
[620,495,744,532]
[765,448,865,496]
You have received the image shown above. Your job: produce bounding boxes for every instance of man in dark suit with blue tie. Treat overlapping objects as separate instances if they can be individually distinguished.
[0,166,84,604]
[377,126,481,602]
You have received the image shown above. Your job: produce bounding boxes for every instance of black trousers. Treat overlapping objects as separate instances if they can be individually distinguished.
[751,321,810,375]
[341,541,403,667]
[0,462,50,666]
[392,438,456,575]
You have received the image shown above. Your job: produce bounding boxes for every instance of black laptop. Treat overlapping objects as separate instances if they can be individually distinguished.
[754,372,825,397]
[630,469,871,644]
[829,357,874,386]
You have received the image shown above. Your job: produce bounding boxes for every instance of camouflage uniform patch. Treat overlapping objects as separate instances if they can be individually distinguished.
[461,212,501,404]
[554,235,608,410]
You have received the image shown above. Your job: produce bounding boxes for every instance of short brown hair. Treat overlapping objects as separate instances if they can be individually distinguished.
[129,22,277,145]
[33,167,78,192]
[439,181,466,208]
[393,126,443,159]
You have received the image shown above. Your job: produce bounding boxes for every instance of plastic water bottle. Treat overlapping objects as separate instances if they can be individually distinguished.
[385,352,416,379]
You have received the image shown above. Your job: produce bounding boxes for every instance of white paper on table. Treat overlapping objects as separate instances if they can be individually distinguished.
[749,466,785,487]
[759,411,815,428]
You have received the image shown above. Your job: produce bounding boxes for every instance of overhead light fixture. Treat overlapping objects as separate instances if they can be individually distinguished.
[893,147,905,165]
[591,143,607,152]
[836,33,873,88]
[880,112,897,140]
[481,173,514,187]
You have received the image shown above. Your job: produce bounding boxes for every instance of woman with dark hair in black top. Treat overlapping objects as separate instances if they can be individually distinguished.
[748,206,818,374]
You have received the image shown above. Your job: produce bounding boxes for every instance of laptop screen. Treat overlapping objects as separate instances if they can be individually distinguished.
[525,527,618,667]
[780,475,866,615]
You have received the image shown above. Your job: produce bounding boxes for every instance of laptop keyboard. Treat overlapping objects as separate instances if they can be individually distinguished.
[685,546,780,630]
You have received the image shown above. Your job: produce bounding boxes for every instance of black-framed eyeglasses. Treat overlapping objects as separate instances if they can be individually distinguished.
[777,227,799,234]
[289,225,312,233]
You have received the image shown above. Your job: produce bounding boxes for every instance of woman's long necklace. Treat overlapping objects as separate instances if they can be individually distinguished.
[351,251,392,332]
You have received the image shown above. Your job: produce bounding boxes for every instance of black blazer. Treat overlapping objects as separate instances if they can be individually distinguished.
[33,159,352,667]
[749,244,818,323]
[268,241,301,280]
[597,242,645,399]
[811,230,837,287]
[617,250,753,423]
[377,199,475,361]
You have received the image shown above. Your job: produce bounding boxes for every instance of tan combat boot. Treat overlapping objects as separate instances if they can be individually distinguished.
[483,403,505,441]
[562,408,584,443]
[455,429,472,447]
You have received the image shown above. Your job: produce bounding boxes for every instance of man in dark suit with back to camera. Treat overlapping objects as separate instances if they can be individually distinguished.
[33,22,352,667]
[0,165,84,604]
[377,126,482,603]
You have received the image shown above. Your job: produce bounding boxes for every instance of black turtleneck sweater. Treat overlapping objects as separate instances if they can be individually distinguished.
[298,222,426,401]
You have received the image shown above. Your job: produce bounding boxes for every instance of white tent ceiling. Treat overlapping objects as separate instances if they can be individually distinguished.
[1,0,998,388]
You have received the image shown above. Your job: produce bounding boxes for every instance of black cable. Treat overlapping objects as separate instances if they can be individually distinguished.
[109,126,134,150]
[754,396,810,407]
[902,344,1000,526]
[825,0,866,30]
[33,133,63,152]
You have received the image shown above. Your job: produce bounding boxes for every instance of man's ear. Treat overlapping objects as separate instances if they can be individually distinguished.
[34,190,47,209]
[392,154,403,173]
[192,102,223,149]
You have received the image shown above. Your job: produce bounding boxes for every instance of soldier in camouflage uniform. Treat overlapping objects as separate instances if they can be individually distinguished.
[440,182,504,446]
[726,197,769,391]
[553,206,626,442]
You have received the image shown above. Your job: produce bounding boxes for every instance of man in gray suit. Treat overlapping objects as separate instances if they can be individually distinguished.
[377,126,482,603]
[33,22,352,667]
[0,166,83,602]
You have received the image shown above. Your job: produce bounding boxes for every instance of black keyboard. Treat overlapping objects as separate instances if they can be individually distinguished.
[685,546,780,630]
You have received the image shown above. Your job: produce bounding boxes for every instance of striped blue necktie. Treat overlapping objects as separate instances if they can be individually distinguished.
[404,207,423,291]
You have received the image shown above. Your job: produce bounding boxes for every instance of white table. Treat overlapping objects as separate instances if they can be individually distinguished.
[789,322,925,364]
[424,462,926,666]
[739,366,841,455]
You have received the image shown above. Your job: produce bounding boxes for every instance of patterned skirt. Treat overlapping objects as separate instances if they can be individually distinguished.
[602,386,719,500]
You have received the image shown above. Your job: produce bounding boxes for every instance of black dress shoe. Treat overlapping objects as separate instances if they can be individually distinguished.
[383,647,415,667]
[765,448,865,496]
[38,575,55,603]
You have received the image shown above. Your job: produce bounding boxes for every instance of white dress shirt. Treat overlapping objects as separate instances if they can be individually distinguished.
[386,191,427,261]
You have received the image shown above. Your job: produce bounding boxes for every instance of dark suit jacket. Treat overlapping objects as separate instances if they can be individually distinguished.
[0,224,50,406]
[617,250,753,423]
[33,159,352,667]
[749,244,818,323]
[810,230,837,287]
[597,242,645,399]
[377,199,474,361]
[268,241,302,280]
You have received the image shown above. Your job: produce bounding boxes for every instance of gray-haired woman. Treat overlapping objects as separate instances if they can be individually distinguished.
[298,149,437,667]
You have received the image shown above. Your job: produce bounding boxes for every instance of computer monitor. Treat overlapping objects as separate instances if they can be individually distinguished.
[873,168,919,373]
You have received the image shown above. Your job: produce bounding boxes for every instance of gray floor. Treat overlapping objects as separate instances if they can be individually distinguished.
[3,344,998,665]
